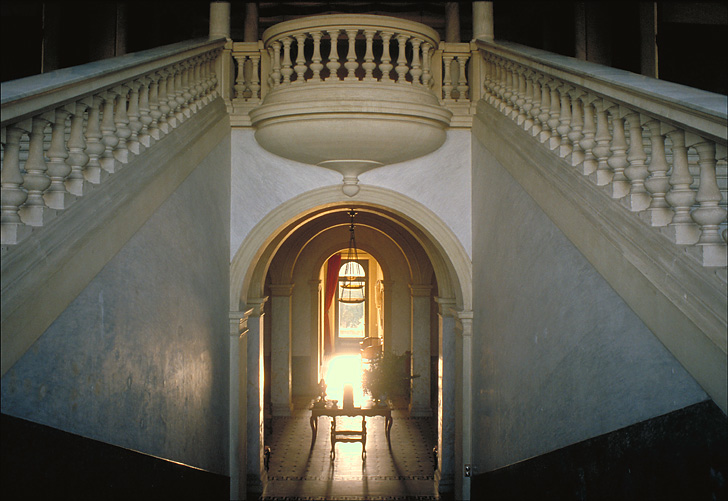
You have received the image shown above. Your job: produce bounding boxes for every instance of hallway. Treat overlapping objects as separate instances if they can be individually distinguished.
[261,399,439,500]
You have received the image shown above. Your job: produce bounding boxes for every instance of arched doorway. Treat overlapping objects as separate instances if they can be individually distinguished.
[230,186,472,499]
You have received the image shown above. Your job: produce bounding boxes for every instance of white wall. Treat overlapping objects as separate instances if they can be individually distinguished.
[470,129,708,473]
[0,135,232,474]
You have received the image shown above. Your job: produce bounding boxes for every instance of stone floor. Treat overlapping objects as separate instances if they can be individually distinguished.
[260,399,440,500]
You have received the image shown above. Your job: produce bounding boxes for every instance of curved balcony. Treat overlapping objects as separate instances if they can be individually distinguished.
[247,15,453,195]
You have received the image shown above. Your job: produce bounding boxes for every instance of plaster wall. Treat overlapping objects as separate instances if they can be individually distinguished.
[0,135,232,474]
[470,132,708,473]
[230,129,472,263]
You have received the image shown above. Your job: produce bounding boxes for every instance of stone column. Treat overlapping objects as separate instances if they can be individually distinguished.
[472,2,494,41]
[454,310,473,501]
[270,284,294,416]
[244,2,259,43]
[445,2,460,43]
[210,1,231,39]
[246,297,267,496]
[436,298,457,496]
[230,309,252,501]
[410,285,433,417]
[639,2,658,78]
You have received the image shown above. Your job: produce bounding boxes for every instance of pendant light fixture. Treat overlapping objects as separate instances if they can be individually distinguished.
[339,210,365,304]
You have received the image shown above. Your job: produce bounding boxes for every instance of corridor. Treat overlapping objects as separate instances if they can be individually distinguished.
[261,398,439,500]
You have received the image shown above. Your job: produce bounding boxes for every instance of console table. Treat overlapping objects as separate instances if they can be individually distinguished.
[309,402,393,458]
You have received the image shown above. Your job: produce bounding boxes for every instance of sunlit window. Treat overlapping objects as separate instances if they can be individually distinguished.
[338,261,366,339]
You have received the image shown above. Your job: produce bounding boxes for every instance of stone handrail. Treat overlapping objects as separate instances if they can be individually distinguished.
[1,37,226,246]
[474,39,727,268]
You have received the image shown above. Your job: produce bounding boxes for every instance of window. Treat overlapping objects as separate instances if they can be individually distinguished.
[337,260,367,339]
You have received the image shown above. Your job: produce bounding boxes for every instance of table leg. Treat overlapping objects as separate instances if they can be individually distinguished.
[385,415,393,444]
[310,415,317,448]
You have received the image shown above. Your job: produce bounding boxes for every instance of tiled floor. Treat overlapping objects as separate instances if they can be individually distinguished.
[260,399,439,500]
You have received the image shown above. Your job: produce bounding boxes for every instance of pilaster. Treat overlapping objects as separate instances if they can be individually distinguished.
[245,297,267,496]
[410,284,433,417]
[269,284,294,416]
[454,309,473,501]
[435,297,457,496]
[229,309,252,501]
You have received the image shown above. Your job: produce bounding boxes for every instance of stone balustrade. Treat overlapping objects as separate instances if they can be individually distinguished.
[475,40,727,268]
[258,15,440,91]
[1,38,225,246]
[229,15,476,127]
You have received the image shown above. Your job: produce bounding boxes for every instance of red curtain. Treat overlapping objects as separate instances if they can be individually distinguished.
[323,253,342,355]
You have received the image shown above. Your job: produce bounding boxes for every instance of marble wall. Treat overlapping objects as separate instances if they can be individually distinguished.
[0,134,232,474]
[470,128,709,474]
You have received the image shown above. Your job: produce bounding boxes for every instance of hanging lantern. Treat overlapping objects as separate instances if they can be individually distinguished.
[340,210,365,304]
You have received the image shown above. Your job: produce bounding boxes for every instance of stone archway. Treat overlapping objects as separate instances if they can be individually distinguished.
[229,185,472,499]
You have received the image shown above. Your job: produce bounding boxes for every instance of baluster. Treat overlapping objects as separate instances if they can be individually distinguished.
[113,85,131,163]
[493,59,506,108]
[173,65,186,123]
[209,50,220,99]
[165,67,179,128]
[546,81,561,150]
[528,75,542,137]
[482,55,496,104]
[137,78,152,147]
[410,38,422,85]
[127,81,143,154]
[664,129,698,240]
[280,37,294,84]
[311,31,324,81]
[566,90,584,166]
[186,58,199,112]
[556,85,573,157]
[100,92,120,173]
[326,30,341,81]
[192,56,205,110]
[19,115,53,226]
[507,64,519,117]
[157,71,171,134]
[180,62,193,117]
[234,54,249,98]
[691,141,727,266]
[84,96,105,183]
[516,69,531,127]
[1,121,32,244]
[485,54,498,106]
[456,55,469,101]
[621,113,650,211]
[501,64,513,114]
[536,78,551,143]
[249,54,261,102]
[589,101,613,185]
[148,75,163,139]
[421,42,433,88]
[442,54,454,100]
[395,34,409,83]
[344,29,359,81]
[203,54,214,103]
[606,108,629,198]
[294,34,307,83]
[379,32,393,82]
[65,100,90,196]
[271,41,282,87]
[44,107,73,209]
[578,96,597,175]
